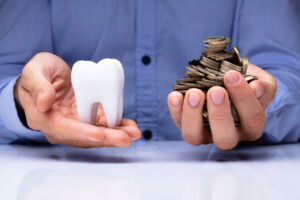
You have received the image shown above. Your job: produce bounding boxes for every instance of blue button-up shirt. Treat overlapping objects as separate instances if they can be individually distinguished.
[0,0,300,144]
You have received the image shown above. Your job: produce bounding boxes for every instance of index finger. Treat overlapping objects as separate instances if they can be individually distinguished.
[51,112,132,148]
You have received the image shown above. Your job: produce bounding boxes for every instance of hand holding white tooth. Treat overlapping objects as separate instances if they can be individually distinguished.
[71,59,124,128]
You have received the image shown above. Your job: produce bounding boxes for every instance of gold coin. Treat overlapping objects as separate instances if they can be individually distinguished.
[184,71,200,78]
[206,75,224,81]
[244,75,257,82]
[201,55,220,65]
[201,78,223,86]
[205,67,224,76]
[231,46,243,65]
[172,84,190,90]
[203,110,208,118]
[199,60,220,71]
[203,36,230,44]
[186,66,206,77]
[176,78,199,84]
[183,82,207,88]
[222,60,242,69]
[196,80,216,87]
[242,57,248,75]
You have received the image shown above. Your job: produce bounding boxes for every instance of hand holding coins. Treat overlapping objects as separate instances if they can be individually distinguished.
[168,36,277,150]
[173,36,257,127]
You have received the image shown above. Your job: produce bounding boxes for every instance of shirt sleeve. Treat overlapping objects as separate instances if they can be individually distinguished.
[233,0,300,143]
[0,0,53,143]
[0,76,48,143]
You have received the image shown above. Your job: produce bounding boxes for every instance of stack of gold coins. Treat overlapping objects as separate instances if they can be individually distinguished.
[172,36,257,127]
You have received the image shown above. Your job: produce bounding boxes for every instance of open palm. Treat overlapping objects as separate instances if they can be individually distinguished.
[17,53,140,148]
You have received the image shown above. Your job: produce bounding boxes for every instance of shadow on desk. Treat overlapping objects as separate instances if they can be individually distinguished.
[2,141,300,164]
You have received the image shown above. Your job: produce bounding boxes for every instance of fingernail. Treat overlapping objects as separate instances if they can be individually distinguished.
[256,83,264,98]
[88,137,101,142]
[114,141,129,147]
[88,133,104,142]
[188,92,201,107]
[226,71,240,85]
[211,89,224,105]
[171,97,180,106]
[131,131,141,141]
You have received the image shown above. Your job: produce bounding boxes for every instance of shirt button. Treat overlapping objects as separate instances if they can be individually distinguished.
[142,130,152,140]
[141,55,151,65]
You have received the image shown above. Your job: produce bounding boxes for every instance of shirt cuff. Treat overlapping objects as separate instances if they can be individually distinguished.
[0,76,48,143]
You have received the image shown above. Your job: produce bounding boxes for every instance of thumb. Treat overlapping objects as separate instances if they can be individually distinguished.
[249,80,276,110]
[20,73,56,112]
[247,63,277,110]
[35,79,56,112]
[20,58,56,113]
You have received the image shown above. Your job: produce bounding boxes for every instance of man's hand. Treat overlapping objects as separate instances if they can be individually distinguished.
[168,63,276,150]
[15,52,141,148]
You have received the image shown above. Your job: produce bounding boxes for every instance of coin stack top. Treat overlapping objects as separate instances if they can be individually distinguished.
[172,36,257,127]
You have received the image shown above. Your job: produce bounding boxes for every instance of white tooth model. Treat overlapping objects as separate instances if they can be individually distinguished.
[71,59,124,128]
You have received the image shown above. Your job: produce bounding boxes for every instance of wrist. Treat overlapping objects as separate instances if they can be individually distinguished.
[14,76,21,105]
[14,77,30,129]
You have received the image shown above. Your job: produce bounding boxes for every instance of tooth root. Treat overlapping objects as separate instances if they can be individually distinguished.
[76,98,98,126]
[76,98,121,128]
[116,96,123,126]
[90,103,100,126]
[100,97,120,128]
[76,99,121,128]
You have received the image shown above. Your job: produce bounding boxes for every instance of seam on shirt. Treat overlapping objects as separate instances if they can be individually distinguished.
[231,0,244,47]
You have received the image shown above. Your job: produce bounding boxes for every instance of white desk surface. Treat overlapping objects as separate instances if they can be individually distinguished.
[0,141,299,200]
